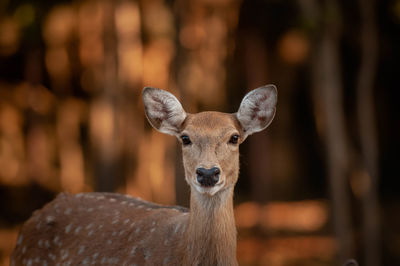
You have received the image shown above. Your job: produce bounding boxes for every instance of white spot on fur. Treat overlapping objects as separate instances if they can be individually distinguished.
[118,230,125,236]
[53,235,60,244]
[174,223,181,233]
[75,193,84,198]
[92,253,99,259]
[109,198,116,203]
[96,195,105,200]
[78,245,85,255]
[22,246,26,254]
[38,239,43,247]
[130,246,137,256]
[123,219,130,225]
[107,239,112,245]
[163,239,169,245]
[64,208,72,215]
[144,250,151,260]
[42,260,48,266]
[112,231,117,236]
[60,249,69,260]
[86,223,94,230]
[27,259,32,266]
[46,216,55,223]
[150,228,155,233]
[135,227,141,234]
[112,219,119,224]
[98,205,104,210]
[87,207,94,212]
[108,258,119,264]
[74,226,82,234]
[17,235,23,245]
[181,223,187,233]
[88,230,94,236]
[48,253,56,261]
[45,240,50,248]
[121,201,127,205]
[65,223,72,233]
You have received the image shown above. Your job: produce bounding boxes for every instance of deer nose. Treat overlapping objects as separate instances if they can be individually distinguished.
[196,167,220,187]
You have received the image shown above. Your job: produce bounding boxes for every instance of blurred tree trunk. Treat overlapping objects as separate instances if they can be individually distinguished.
[94,0,120,192]
[299,0,355,262]
[239,32,274,202]
[356,0,381,265]
[126,0,177,204]
[235,1,302,202]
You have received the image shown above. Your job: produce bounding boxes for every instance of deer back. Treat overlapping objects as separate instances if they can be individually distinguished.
[12,192,189,265]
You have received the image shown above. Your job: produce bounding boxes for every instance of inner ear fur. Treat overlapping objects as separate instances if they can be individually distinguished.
[236,84,277,139]
[142,87,187,136]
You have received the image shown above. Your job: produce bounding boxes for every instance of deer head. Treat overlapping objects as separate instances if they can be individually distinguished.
[142,85,277,197]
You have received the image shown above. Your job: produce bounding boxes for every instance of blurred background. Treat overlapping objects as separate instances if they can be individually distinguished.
[0,0,399,265]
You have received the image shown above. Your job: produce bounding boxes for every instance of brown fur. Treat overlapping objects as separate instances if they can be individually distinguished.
[179,112,241,266]
[12,192,190,265]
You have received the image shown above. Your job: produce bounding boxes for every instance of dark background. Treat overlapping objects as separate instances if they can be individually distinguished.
[0,0,399,265]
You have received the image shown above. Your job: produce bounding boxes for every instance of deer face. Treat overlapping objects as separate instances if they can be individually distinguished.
[143,85,277,196]
[179,112,242,196]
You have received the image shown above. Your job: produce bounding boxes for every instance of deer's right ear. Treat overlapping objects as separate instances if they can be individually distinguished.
[142,87,187,136]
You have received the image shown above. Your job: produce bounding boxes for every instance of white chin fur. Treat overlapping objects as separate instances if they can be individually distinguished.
[193,182,224,196]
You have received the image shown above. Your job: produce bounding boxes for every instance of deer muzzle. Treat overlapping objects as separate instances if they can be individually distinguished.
[196,167,220,187]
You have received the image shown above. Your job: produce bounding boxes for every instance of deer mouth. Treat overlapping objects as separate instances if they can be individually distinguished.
[193,180,225,196]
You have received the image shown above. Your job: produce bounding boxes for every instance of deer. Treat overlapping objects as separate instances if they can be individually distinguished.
[11,84,277,266]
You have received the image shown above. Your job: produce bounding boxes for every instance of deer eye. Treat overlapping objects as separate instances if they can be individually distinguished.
[228,134,239,144]
[180,135,192,146]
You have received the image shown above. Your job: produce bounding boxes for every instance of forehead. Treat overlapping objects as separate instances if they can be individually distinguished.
[182,112,241,135]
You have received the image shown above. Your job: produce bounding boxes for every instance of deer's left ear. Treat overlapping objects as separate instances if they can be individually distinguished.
[236,85,277,140]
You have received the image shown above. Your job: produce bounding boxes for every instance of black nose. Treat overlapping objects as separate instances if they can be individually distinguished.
[196,167,220,187]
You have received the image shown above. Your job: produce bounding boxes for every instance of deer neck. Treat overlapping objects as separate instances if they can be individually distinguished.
[181,187,238,266]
